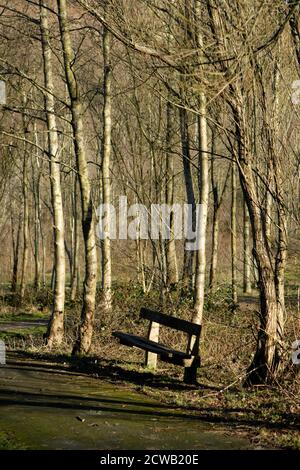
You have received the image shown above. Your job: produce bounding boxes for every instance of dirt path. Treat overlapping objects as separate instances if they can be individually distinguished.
[0,320,48,331]
[0,355,253,450]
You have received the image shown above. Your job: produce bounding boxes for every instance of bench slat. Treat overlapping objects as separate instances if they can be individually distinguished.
[112,331,191,360]
[140,308,201,336]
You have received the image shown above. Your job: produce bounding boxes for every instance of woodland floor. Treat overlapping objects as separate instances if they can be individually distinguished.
[0,285,299,450]
[0,353,253,450]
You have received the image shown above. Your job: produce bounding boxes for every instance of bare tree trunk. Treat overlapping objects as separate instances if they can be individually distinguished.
[57,0,97,355]
[33,121,41,290]
[204,1,286,384]
[274,204,287,356]
[71,177,80,301]
[185,92,209,383]
[193,97,209,324]
[231,160,238,306]
[101,26,112,312]
[180,107,195,288]
[243,200,252,294]
[209,132,219,290]
[11,214,21,293]
[233,103,284,384]
[165,102,178,287]
[137,238,146,292]
[20,116,29,302]
[209,208,219,291]
[40,0,66,347]
[41,227,46,287]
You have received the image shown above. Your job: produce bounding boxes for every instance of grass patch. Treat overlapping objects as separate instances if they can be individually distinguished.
[0,312,48,322]
[274,432,300,450]
[0,327,46,339]
[0,431,26,450]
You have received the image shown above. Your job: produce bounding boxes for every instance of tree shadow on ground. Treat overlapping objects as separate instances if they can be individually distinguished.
[4,350,299,434]
[0,381,299,433]
[9,350,217,392]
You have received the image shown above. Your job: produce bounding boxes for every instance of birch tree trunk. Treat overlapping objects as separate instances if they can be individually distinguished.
[11,213,21,293]
[243,200,252,294]
[57,0,98,355]
[165,102,178,287]
[180,107,195,288]
[71,177,80,301]
[40,0,66,347]
[101,26,112,312]
[193,98,209,324]
[33,121,41,290]
[209,132,219,291]
[20,115,29,302]
[231,160,238,307]
[185,93,209,383]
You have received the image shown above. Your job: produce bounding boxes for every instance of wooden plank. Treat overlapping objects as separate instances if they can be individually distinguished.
[140,308,201,336]
[112,331,191,359]
[145,321,160,368]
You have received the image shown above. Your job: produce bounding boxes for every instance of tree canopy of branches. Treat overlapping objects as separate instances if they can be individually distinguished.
[1,0,300,385]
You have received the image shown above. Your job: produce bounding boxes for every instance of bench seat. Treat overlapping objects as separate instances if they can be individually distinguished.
[112,308,201,381]
[112,331,192,366]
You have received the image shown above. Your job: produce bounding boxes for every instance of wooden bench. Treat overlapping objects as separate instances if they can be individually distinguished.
[112,307,201,383]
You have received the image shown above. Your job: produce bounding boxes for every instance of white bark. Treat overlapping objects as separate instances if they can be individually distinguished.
[101,26,112,312]
[57,0,98,355]
[40,0,66,347]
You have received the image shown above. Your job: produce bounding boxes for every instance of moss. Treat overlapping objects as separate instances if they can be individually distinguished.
[0,311,47,322]
[0,327,46,342]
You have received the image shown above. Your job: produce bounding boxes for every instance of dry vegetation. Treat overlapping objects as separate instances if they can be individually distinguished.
[1,280,299,449]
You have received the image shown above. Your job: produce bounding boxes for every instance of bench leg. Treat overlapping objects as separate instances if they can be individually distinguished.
[145,350,158,369]
[145,321,159,369]
[183,358,199,384]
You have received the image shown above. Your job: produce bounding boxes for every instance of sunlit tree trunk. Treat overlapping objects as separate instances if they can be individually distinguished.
[231,160,238,306]
[20,113,29,302]
[32,121,41,290]
[11,213,21,293]
[233,102,285,385]
[193,97,209,325]
[209,132,219,290]
[185,92,209,383]
[101,26,112,312]
[165,102,178,287]
[243,200,252,294]
[40,0,66,347]
[57,0,97,355]
[180,107,195,288]
[71,177,80,301]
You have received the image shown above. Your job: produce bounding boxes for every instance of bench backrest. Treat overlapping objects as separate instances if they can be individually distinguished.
[140,308,201,337]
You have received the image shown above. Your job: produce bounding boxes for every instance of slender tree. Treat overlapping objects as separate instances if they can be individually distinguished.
[57,0,98,354]
[20,111,29,302]
[101,26,112,313]
[231,160,238,307]
[40,0,66,347]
